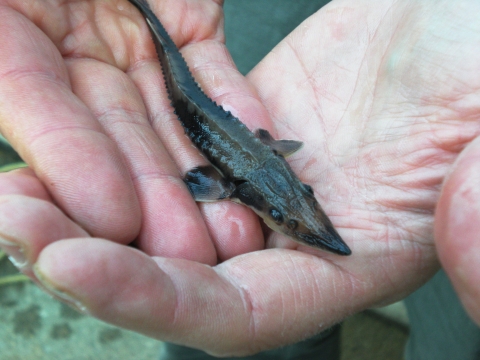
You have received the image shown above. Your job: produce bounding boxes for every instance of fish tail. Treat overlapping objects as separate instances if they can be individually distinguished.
[128,0,175,49]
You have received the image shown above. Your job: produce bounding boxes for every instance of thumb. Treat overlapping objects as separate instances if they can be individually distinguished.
[435,136,480,325]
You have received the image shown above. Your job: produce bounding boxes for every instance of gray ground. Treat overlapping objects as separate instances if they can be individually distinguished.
[0,1,408,359]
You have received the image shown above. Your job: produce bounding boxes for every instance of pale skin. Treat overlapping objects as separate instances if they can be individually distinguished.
[0,0,479,356]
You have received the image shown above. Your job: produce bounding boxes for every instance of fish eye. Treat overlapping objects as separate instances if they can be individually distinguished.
[287,219,298,230]
[269,208,284,224]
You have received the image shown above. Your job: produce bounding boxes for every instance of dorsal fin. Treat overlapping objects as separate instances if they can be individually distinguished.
[254,129,303,157]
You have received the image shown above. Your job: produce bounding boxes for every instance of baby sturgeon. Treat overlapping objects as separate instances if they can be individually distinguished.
[128,0,351,255]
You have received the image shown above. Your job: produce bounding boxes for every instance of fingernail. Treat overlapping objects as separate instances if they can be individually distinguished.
[0,236,28,269]
[33,264,90,315]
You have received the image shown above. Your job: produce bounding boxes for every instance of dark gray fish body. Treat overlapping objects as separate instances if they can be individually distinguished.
[128,0,351,255]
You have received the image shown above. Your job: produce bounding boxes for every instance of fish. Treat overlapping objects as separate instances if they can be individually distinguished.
[128,0,351,255]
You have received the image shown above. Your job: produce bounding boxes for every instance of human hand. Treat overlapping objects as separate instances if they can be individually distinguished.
[0,0,263,264]
[248,0,480,331]
[1,0,480,357]
[0,0,263,354]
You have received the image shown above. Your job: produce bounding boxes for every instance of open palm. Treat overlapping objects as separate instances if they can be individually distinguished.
[0,0,479,356]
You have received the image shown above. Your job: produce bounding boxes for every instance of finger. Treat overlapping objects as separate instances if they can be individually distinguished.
[435,136,480,325]
[0,168,51,200]
[34,238,360,356]
[0,194,89,276]
[67,58,216,264]
[198,201,264,260]
[0,7,141,243]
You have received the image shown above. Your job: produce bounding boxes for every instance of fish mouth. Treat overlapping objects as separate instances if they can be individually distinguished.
[297,226,351,256]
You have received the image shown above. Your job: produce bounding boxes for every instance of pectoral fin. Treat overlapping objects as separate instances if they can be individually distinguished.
[184,166,235,202]
[230,181,266,211]
[255,129,303,157]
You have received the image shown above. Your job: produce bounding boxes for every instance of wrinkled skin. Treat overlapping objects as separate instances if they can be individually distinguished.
[0,0,479,356]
